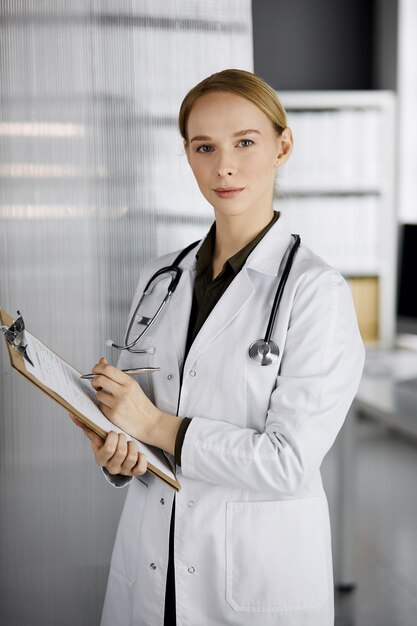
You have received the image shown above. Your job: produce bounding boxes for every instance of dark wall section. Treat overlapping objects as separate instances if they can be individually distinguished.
[252,0,375,91]
[373,0,398,90]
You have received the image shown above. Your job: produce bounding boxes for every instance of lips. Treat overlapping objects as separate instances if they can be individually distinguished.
[213,187,244,198]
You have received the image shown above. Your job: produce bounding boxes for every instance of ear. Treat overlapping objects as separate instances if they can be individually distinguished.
[275,127,293,167]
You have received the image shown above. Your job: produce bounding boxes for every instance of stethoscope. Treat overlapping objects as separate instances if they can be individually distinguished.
[107,234,301,366]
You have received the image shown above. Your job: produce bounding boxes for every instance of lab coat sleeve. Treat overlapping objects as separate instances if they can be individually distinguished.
[101,467,133,488]
[180,269,365,495]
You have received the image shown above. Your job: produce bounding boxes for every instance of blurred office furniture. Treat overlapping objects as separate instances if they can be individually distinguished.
[278,90,396,348]
[337,348,417,587]
[332,220,417,588]
[359,350,417,437]
[396,224,417,338]
[359,221,417,437]
[359,221,417,436]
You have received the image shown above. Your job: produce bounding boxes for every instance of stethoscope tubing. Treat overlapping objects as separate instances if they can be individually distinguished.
[108,234,301,364]
[264,234,301,342]
[118,290,172,352]
[111,241,200,352]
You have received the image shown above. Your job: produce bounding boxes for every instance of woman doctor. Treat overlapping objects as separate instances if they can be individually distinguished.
[70,69,365,626]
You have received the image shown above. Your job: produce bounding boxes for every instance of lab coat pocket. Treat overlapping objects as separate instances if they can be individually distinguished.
[109,477,148,587]
[226,498,328,612]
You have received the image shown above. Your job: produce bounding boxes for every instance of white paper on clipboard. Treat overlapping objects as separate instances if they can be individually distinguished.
[19,330,178,489]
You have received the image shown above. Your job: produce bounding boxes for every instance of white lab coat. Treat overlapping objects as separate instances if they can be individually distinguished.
[100,213,365,626]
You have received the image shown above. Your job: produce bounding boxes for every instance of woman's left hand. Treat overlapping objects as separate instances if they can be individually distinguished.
[90,357,162,445]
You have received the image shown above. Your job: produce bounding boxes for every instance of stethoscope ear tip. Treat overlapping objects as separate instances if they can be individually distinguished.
[105,339,114,347]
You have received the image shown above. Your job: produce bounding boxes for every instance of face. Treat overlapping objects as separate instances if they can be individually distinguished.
[184,91,293,222]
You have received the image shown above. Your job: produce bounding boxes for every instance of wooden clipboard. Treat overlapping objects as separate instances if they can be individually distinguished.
[0,308,180,491]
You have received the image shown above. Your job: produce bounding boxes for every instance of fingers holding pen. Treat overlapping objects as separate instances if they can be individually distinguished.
[91,374,119,394]
[93,381,118,409]
[84,356,156,453]
[92,375,133,414]
[91,357,132,386]
[89,358,133,409]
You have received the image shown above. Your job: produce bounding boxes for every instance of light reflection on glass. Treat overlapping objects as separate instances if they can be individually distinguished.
[0,122,86,137]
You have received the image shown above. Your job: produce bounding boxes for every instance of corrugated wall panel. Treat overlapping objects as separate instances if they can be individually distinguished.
[0,2,252,623]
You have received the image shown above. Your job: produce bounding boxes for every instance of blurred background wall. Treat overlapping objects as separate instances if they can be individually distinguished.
[0,2,252,624]
[253,0,376,90]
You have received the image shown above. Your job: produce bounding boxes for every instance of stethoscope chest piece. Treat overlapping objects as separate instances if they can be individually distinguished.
[249,339,279,366]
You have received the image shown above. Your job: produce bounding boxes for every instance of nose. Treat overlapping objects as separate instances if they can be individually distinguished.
[216,151,235,178]
[217,168,233,177]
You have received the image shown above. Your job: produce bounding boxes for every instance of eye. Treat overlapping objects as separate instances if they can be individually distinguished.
[238,139,254,148]
[196,145,213,153]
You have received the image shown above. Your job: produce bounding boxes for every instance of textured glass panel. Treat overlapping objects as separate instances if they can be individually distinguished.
[0,1,253,624]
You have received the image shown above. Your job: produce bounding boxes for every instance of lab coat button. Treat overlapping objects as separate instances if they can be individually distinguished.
[188,566,195,573]
[150,563,157,570]
[160,498,165,505]
[187,500,195,508]
[189,370,196,377]
[167,374,174,381]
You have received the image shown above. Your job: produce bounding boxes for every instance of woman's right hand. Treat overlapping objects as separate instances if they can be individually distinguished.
[69,413,148,477]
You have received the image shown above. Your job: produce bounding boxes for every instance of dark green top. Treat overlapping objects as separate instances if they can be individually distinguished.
[174,211,280,466]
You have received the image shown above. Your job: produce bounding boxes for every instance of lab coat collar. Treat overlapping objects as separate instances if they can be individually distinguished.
[245,211,294,276]
[172,211,295,371]
[180,211,294,277]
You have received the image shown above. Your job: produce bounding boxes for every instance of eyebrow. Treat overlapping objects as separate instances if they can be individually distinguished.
[189,129,261,143]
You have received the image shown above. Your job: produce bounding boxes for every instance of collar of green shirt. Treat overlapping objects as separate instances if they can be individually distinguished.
[195,211,280,280]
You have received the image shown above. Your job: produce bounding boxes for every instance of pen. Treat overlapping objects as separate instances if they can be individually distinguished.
[80,367,160,380]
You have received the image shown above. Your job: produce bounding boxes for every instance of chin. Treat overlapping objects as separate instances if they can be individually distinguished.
[213,204,251,219]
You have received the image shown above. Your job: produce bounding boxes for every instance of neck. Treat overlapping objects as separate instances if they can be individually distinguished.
[213,208,274,262]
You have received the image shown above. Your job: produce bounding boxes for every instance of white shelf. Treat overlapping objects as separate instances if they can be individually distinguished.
[278,90,397,348]
[278,185,381,196]
[280,90,395,110]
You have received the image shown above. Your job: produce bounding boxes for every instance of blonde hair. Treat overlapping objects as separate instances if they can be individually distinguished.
[178,68,287,143]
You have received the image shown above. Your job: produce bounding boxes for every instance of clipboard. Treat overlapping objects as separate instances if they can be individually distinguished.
[0,308,180,491]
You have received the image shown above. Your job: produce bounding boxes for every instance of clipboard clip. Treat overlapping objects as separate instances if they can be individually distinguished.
[0,310,34,367]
